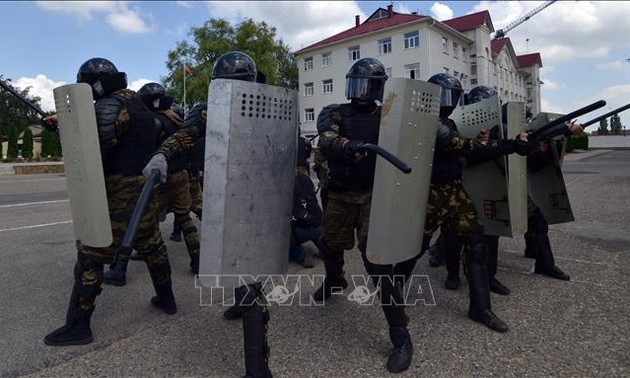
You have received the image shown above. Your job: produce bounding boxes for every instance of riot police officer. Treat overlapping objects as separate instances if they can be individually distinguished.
[144,51,271,378]
[44,58,176,346]
[421,74,530,333]
[104,82,201,285]
[314,58,415,373]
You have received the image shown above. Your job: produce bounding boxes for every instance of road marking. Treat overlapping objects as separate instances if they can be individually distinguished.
[0,199,69,209]
[0,220,72,232]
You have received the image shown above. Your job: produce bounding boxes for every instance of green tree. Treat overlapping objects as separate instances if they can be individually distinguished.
[598,118,609,135]
[0,76,43,136]
[610,113,623,135]
[40,129,53,158]
[52,132,63,157]
[162,18,298,107]
[7,124,19,159]
[22,127,33,159]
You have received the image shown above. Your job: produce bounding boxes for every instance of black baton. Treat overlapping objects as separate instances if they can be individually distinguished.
[121,170,160,253]
[0,78,47,117]
[529,100,606,140]
[582,102,630,128]
[358,143,412,174]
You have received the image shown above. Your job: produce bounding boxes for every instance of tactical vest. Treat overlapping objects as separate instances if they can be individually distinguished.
[105,96,157,177]
[328,103,380,193]
[431,118,463,184]
[155,111,186,173]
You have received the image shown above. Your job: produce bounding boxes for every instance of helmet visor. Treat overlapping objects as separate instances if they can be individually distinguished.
[439,87,463,108]
[345,77,385,102]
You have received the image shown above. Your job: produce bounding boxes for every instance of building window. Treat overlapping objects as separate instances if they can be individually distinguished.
[453,43,459,59]
[378,37,392,55]
[304,108,315,122]
[304,57,313,71]
[404,63,420,79]
[454,70,459,78]
[385,67,392,77]
[471,78,478,85]
[348,45,360,61]
[443,67,450,74]
[304,82,313,97]
[321,52,332,67]
[442,37,449,53]
[404,31,419,49]
[462,47,468,62]
[322,79,333,94]
[470,61,477,77]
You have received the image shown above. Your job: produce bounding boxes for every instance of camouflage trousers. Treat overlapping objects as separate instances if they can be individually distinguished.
[156,170,200,260]
[321,195,371,253]
[189,176,203,218]
[76,175,170,310]
[424,179,481,239]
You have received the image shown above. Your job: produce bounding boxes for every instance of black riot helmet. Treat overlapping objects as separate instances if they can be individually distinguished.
[138,82,173,110]
[76,57,128,99]
[211,51,257,82]
[466,85,498,105]
[428,73,463,116]
[345,58,388,102]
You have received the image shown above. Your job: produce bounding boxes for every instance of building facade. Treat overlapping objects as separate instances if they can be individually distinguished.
[295,6,543,136]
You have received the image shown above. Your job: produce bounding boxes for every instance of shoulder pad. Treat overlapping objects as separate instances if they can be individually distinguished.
[94,96,124,128]
[316,104,341,134]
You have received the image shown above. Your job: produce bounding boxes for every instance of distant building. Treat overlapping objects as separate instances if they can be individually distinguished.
[295,5,543,135]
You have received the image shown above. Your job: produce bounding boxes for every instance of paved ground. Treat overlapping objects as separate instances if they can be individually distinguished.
[0,149,628,377]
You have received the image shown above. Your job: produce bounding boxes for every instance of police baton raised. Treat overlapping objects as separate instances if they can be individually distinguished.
[357,143,412,174]
[529,100,606,140]
[121,170,161,253]
[0,78,47,117]
[581,102,630,128]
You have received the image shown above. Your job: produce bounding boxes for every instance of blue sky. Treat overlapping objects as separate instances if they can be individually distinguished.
[1,1,629,128]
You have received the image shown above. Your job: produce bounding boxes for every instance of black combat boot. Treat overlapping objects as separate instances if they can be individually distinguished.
[147,249,177,314]
[237,283,272,378]
[150,279,177,315]
[169,222,183,242]
[224,286,245,320]
[190,254,200,275]
[313,250,347,302]
[443,236,462,290]
[466,243,509,333]
[523,230,537,259]
[529,210,570,281]
[485,235,510,295]
[103,256,129,286]
[387,326,413,373]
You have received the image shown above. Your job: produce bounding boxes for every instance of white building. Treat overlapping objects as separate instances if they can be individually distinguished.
[295,5,543,136]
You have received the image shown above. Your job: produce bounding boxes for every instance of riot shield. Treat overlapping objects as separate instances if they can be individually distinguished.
[366,78,440,265]
[53,83,112,247]
[526,112,574,224]
[505,102,528,235]
[451,95,516,237]
[198,79,297,289]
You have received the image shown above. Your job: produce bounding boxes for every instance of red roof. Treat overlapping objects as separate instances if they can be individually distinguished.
[443,10,492,32]
[491,38,509,55]
[517,53,543,68]
[296,9,425,54]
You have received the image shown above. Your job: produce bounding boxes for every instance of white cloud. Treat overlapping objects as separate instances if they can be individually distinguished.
[206,1,366,50]
[596,60,627,71]
[128,79,156,92]
[175,1,194,8]
[541,78,563,91]
[471,1,630,66]
[36,1,155,34]
[430,2,454,21]
[14,75,67,112]
[540,98,565,114]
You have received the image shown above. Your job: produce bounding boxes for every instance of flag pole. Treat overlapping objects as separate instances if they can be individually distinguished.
[183,62,187,119]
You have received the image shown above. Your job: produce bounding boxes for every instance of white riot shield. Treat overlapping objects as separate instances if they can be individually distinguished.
[526,112,575,224]
[198,80,297,289]
[366,78,440,265]
[53,83,112,247]
[451,96,516,237]
[505,102,528,235]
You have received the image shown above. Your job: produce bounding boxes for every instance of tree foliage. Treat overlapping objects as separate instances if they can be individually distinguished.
[161,18,298,109]
[610,113,623,135]
[0,76,43,136]
[22,127,33,159]
[40,129,53,158]
[7,124,19,159]
[598,118,609,135]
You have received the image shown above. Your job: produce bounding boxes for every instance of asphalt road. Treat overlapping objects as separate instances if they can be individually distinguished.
[0,150,628,377]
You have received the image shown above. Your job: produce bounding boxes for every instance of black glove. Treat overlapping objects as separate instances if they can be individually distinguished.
[344,139,366,159]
